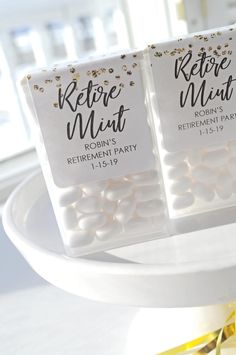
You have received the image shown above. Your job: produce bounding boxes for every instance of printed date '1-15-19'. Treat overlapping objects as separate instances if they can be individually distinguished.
[91,159,118,170]
[199,125,224,136]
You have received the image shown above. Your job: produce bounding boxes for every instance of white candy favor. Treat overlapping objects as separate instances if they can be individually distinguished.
[22,50,168,256]
[148,24,236,218]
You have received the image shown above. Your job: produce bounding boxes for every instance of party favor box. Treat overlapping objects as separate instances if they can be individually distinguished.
[22,51,168,256]
[148,25,236,221]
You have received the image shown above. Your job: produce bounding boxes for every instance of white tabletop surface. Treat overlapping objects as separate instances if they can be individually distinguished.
[0,220,136,355]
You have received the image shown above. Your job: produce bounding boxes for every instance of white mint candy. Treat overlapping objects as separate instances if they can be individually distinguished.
[216,187,233,200]
[67,230,94,248]
[216,173,233,200]
[79,213,107,231]
[134,185,161,202]
[164,151,187,166]
[191,165,216,184]
[192,183,215,202]
[76,196,101,213]
[115,197,136,223]
[102,198,117,215]
[187,151,202,166]
[81,181,108,196]
[173,193,194,210]
[58,186,82,206]
[96,221,122,241]
[228,157,236,178]
[126,170,159,185]
[170,176,192,195]
[136,199,164,218]
[62,206,78,229]
[105,182,133,201]
[168,162,188,180]
[202,149,228,168]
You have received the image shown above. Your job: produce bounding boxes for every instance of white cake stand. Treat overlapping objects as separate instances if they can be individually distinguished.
[3,170,236,309]
[4,171,236,354]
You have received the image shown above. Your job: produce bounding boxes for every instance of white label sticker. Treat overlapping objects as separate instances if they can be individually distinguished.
[150,25,236,152]
[28,52,155,187]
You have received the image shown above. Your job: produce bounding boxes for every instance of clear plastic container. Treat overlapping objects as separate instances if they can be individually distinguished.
[21,50,168,256]
[147,24,236,221]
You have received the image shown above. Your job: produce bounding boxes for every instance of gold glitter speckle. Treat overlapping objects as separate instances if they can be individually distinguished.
[154,52,162,57]
[39,87,44,93]
[115,75,120,79]
[53,103,58,108]
[119,83,124,88]
[130,81,135,86]
[127,70,132,75]
[55,76,61,81]
[122,65,127,71]
[34,85,39,90]
[132,63,137,68]
[104,80,109,85]
[121,55,126,59]
[70,68,76,73]
[108,68,114,73]
[73,73,80,81]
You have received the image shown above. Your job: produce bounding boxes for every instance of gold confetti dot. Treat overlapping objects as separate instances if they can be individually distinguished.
[121,54,126,59]
[53,103,58,108]
[55,76,61,81]
[108,68,114,73]
[132,63,137,68]
[115,75,120,79]
[154,51,162,57]
[73,73,80,81]
[119,83,124,88]
[122,65,127,71]
[127,70,132,75]
[34,85,39,90]
[104,80,109,85]
[133,54,137,58]
[70,68,75,73]
[39,87,44,93]
[150,45,156,49]
[130,81,135,86]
